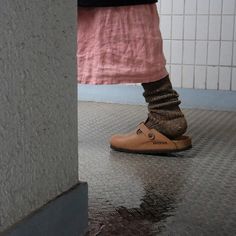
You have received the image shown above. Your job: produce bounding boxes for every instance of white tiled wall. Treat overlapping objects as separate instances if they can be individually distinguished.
[158,0,236,91]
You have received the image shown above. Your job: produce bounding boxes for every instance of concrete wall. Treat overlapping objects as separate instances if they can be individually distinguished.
[0,0,78,232]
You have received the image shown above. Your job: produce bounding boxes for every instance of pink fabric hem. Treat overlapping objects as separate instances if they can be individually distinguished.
[79,69,169,85]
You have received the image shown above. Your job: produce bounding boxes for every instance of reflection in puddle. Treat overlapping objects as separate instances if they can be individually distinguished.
[89,185,178,236]
[86,150,190,235]
[116,185,176,222]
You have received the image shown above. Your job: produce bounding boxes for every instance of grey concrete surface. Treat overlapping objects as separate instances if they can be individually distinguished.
[0,0,78,232]
[78,101,236,236]
[2,183,88,236]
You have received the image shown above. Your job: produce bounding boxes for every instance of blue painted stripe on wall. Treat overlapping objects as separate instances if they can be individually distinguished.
[78,85,236,112]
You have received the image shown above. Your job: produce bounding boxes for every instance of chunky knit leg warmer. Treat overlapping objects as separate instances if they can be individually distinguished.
[141,75,187,139]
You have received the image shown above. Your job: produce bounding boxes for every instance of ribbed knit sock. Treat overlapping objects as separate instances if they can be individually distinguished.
[141,74,187,139]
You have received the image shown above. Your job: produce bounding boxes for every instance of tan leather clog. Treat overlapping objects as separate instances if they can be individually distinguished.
[109,122,192,154]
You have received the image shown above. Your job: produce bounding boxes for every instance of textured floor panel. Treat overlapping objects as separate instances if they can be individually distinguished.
[78,102,236,236]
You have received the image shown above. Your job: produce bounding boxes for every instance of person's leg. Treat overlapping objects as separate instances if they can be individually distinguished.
[141,75,187,139]
[110,73,191,153]
[110,4,191,153]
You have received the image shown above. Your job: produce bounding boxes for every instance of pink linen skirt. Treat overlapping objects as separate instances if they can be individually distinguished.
[77,3,168,85]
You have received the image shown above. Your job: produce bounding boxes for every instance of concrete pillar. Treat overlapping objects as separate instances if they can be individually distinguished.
[0,1,87,235]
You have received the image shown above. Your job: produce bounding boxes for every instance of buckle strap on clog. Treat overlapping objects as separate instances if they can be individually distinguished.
[137,122,177,148]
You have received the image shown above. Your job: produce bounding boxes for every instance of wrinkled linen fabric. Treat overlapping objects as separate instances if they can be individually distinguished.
[77,3,168,84]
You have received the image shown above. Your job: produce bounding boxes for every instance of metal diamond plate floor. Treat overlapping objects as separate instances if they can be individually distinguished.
[78,101,236,236]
